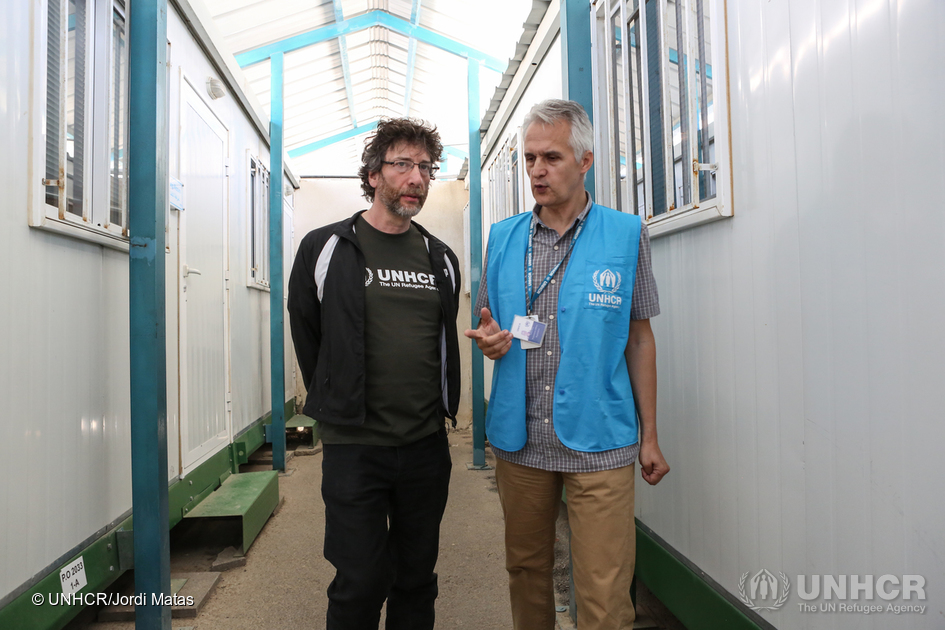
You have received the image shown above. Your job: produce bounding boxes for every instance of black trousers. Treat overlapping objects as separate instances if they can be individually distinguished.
[321,428,452,630]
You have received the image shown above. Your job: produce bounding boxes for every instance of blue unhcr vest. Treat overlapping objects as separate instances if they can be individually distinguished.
[485,204,642,452]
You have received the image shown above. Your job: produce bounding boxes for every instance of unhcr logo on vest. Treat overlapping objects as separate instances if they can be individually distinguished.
[588,269,623,309]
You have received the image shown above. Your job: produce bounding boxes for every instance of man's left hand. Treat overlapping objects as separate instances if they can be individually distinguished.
[639,441,669,485]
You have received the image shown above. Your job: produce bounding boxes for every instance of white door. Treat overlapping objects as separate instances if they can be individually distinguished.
[179,78,230,475]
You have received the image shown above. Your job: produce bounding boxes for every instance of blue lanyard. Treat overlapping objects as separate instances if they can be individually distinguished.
[526,216,585,314]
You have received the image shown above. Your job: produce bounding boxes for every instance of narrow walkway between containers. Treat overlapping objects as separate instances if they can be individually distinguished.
[69,428,685,630]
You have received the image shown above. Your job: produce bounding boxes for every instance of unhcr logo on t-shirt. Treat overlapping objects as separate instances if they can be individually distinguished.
[368,268,438,290]
[587,268,623,309]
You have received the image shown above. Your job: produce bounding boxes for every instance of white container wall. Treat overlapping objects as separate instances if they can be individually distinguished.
[0,0,296,608]
[632,0,945,628]
[478,0,944,626]
[0,0,133,604]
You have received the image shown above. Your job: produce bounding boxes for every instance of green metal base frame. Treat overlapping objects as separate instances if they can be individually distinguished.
[635,519,775,630]
[0,515,132,630]
[0,401,295,630]
[172,447,235,528]
[232,398,297,469]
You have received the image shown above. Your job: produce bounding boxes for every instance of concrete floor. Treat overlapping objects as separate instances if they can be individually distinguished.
[70,428,685,630]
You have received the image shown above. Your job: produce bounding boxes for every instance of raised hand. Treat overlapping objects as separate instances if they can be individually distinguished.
[464,307,513,360]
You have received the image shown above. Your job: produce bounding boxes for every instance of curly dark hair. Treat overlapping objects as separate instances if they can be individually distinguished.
[358,118,444,201]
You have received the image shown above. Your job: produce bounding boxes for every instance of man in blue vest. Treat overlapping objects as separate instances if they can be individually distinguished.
[465,99,670,630]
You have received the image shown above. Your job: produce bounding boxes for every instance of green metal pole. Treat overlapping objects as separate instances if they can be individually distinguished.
[467,57,489,471]
[128,0,171,627]
[561,0,595,199]
[269,52,286,471]
[561,1,596,621]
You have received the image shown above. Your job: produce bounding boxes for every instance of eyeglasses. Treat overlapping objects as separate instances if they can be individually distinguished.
[381,160,439,179]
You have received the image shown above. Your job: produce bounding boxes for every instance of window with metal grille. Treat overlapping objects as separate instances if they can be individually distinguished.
[485,131,525,226]
[36,0,131,245]
[250,156,271,288]
[592,0,731,236]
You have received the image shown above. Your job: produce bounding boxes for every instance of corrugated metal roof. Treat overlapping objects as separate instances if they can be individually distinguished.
[199,0,545,177]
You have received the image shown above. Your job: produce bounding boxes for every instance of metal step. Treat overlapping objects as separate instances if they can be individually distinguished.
[182,470,279,554]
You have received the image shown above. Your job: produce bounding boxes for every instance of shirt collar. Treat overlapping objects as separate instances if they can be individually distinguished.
[531,193,593,233]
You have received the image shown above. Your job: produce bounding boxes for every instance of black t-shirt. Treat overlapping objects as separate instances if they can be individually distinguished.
[319,216,444,446]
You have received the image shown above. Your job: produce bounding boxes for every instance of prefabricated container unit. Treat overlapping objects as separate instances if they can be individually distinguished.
[479,0,944,628]
[0,0,297,627]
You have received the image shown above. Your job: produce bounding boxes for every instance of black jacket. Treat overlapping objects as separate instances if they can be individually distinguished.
[287,210,462,427]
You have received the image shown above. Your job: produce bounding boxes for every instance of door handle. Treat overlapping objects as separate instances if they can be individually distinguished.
[183,265,202,277]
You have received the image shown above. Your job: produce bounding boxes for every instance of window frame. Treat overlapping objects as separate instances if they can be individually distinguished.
[30,0,132,250]
[485,130,529,226]
[592,0,733,238]
[103,2,130,231]
[248,154,271,290]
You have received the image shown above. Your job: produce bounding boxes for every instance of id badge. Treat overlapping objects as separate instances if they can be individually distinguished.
[512,314,546,349]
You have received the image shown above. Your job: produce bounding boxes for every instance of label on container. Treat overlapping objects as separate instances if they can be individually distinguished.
[60,557,88,596]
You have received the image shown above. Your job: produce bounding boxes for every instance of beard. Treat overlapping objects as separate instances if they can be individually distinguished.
[376,173,427,218]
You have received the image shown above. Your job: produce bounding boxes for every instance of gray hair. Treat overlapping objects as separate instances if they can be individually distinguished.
[522,99,594,163]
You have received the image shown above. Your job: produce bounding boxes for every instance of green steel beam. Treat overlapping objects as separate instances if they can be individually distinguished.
[287,121,378,159]
[467,57,489,470]
[128,0,171,626]
[560,0,595,199]
[403,0,422,115]
[269,52,287,472]
[235,11,505,72]
[332,0,358,126]
[443,146,468,161]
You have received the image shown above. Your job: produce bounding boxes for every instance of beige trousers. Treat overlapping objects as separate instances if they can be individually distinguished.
[495,458,637,630]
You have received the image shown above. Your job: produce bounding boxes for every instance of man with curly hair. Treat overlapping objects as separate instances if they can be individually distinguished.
[288,118,461,629]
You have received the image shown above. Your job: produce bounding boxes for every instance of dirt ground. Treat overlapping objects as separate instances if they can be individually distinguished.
[67,428,685,630]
